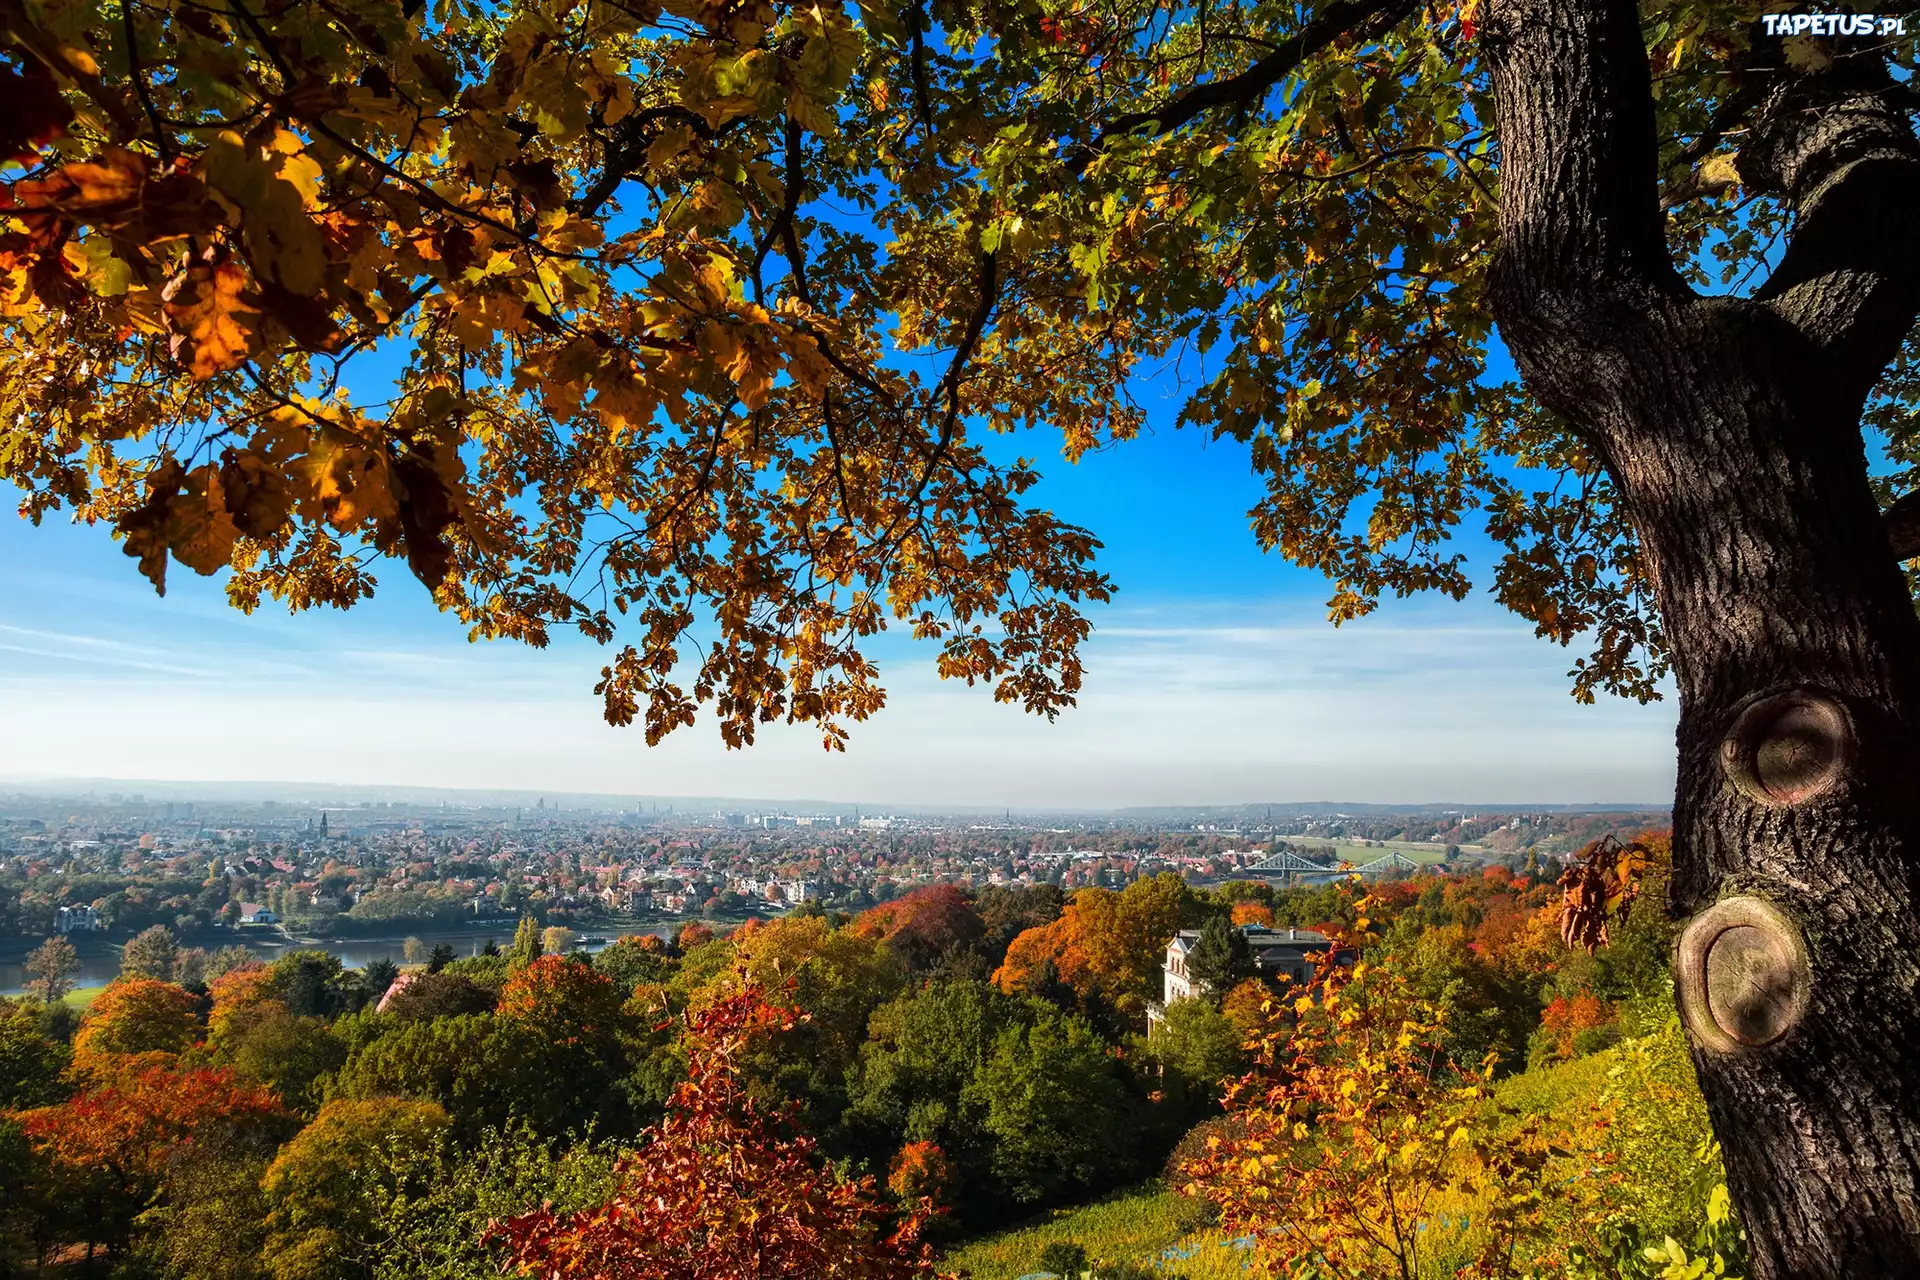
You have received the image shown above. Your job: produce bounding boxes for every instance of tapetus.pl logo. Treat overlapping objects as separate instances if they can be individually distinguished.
[1758,12,1910,35]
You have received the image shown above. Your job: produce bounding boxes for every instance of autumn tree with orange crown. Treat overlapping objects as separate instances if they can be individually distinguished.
[2,0,1918,1272]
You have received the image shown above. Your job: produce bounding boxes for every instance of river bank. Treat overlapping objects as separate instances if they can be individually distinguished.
[0,915,749,994]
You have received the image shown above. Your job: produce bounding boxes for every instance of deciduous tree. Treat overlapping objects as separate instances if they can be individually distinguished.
[120,924,179,981]
[7,0,1920,1268]
[22,935,78,1004]
[493,987,939,1279]
[16,1063,284,1263]
[71,975,201,1072]
[853,885,987,973]
[0,1000,71,1109]
[260,1097,452,1280]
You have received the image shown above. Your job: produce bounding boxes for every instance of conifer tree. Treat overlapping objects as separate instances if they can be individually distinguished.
[1186,917,1253,1002]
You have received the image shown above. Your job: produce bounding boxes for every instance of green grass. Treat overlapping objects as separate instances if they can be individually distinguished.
[61,984,107,1010]
[942,1186,1205,1279]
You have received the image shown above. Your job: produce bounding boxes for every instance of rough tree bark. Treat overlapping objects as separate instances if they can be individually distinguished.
[1483,0,1920,1275]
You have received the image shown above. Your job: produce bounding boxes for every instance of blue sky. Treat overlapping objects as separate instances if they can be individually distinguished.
[0,351,1679,808]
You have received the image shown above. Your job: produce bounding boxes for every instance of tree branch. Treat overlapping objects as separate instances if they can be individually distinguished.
[1484,0,1686,395]
[571,105,718,218]
[1071,0,1420,167]
[1887,489,1920,561]
[1749,50,1920,410]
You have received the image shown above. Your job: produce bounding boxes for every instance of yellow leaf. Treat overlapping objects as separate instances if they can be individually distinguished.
[202,131,329,295]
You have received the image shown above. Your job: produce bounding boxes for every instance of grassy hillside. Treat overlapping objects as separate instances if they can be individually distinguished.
[939,1185,1263,1279]
[943,1026,1720,1279]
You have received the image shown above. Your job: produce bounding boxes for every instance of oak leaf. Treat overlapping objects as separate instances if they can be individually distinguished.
[162,263,259,378]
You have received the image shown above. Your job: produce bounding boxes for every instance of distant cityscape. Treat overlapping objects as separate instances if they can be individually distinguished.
[0,781,1668,968]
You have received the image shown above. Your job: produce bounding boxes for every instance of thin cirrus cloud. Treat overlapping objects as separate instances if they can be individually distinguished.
[0,577,1679,807]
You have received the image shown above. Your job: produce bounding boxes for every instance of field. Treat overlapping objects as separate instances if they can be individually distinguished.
[60,984,106,1009]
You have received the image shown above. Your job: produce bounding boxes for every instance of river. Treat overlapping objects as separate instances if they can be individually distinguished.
[0,921,678,995]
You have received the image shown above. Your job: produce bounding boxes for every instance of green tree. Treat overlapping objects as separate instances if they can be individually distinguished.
[849,979,1022,1220]
[425,944,456,974]
[1185,916,1253,1002]
[175,945,210,989]
[593,935,678,995]
[367,1125,617,1280]
[964,1006,1140,1207]
[136,1122,280,1280]
[260,1098,450,1280]
[269,951,364,1019]
[1138,996,1248,1116]
[332,1014,626,1142]
[362,958,401,1001]
[506,918,543,973]
[1392,921,1538,1077]
[401,937,427,968]
[23,936,79,1004]
[121,924,180,982]
[225,1012,349,1116]
[0,1001,72,1109]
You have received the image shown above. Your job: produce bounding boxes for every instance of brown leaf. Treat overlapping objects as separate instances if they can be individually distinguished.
[219,448,295,538]
[162,263,259,378]
[291,430,397,529]
[391,446,459,587]
[0,57,73,165]
[258,279,345,351]
[167,464,242,574]
[116,460,187,594]
[505,158,566,209]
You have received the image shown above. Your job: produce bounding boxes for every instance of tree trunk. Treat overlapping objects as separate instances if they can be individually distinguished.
[1483,0,1920,1274]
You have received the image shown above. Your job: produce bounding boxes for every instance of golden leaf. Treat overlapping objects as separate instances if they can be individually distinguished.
[161,264,258,379]
[167,464,242,574]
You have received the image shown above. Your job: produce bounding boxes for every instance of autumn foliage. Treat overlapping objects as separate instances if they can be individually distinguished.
[887,1141,960,1212]
[71,975,202,1072]
[17,1062,283,1181]
[1181,902,1566,1280]
[496,954,625,1046]
[853,885,986,968]
[992,872,1193,1014]
[493,985,941,1279]
[1230,901,1275,928]
[1539,991,1617,1061]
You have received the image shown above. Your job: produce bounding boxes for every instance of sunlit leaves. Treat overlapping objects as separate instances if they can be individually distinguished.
[5,0,1893,745]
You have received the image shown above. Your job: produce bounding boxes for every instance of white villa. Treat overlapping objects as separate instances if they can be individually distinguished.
[55,904,101,933]
[1149,922,1334,1033]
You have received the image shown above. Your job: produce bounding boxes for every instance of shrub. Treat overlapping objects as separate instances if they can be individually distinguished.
[1037,1240,1088,1277]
